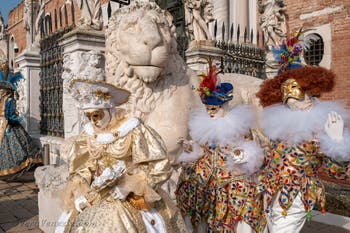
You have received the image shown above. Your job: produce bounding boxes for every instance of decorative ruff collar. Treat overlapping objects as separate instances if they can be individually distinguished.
[188,105,257,145]
[262,99,349,144]
[84,118,140,144]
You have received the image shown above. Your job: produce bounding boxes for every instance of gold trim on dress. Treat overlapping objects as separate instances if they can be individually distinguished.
[0,157,42,176]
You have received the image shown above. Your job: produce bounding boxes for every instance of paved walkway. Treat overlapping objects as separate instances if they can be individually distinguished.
[0,171,349,233]
[0,172,41,233]
[301,220,350,233]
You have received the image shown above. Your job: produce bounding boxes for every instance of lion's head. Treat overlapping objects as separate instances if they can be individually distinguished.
[106,1,178,82]
[105,1,189,117]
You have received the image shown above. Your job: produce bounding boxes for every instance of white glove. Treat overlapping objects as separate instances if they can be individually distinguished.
[92,161,126,189]
[325,111,344,143]
[225,147,247,164]
[92,167,114,188]
[177,137,193,153]
[74,196,89,213]
[112,160,126,177]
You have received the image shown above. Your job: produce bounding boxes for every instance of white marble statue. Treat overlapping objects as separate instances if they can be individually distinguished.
[184,0,214,41]
[258,0,287,78]
[258,0,287,48]
[105,1,201,199]
[76,0,102,30]
[62,50,105,89]
[105,0,200,165]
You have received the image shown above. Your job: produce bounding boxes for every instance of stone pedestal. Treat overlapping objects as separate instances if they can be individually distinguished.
[59,28,105,140]
[15,49,41,134]
[265,50,279,79]
[186,40,225,74]
[35,28,106,233]
[35,165,69,233]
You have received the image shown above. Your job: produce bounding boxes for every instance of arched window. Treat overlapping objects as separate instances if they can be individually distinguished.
[303,33,324,66]
[44,14,53,35]
[9,36,15,69]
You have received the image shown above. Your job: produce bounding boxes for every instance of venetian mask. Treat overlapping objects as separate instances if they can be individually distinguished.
[206,105,221,115]
[281,78,305,103]
[206,105,226,118]
[84,109,111,129]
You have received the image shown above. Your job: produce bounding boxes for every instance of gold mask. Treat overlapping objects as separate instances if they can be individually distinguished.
[206,105,221,115]
[84,109,105,125]
[281,79,305,103]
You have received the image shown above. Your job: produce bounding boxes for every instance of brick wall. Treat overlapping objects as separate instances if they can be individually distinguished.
[285,0,350,185]
[285,0,350,107]
[43,0,80,34]
[7,0,114,49]
[7,1,26,55]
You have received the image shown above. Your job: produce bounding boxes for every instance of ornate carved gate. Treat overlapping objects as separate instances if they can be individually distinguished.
[39,28,71,137]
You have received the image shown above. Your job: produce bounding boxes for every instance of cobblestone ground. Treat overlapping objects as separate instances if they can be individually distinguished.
[0,171,349,233]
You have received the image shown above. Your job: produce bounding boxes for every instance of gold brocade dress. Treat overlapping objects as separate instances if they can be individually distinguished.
[64,118,186,233]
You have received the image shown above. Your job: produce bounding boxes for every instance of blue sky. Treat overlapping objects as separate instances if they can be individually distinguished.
[0,0,23,25]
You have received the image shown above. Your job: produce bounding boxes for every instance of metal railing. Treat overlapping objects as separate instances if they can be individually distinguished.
[213,20,267,79]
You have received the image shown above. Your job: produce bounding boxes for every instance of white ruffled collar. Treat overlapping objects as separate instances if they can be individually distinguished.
[262,99,349,144]
[188,105,257,145]
[84,118,140,144]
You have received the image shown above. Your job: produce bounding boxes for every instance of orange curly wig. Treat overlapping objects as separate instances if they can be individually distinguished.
[256,66,335,107]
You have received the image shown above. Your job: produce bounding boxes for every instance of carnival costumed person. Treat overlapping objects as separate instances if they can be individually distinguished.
[257,32,350,233]
[0,65,41,178]
[175,61,266,233]
[56,79,186,233]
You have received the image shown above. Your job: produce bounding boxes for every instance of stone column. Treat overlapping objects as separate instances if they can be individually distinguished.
[15,49,41,134]
[212,0,229,41]
[58,28,105,141]
[228,0,250,43]
[249,0,258,44]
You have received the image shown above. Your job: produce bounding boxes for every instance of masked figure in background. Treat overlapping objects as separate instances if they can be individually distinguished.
[0,65,40,178]
[256,34,350,233]
[175,61,266,232]
[57,79,186,233]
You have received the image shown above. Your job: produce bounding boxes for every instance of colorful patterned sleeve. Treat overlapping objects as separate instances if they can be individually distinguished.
[322,157,350,180]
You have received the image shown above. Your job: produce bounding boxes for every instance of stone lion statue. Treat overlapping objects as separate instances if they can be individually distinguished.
[105,0,264,198]
[105,0,200,164]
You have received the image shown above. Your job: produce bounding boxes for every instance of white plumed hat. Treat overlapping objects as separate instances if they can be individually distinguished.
[68,79,130,110]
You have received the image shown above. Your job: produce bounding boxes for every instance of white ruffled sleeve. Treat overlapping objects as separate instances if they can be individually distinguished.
[319,129,350,161]
[225,141,264,175]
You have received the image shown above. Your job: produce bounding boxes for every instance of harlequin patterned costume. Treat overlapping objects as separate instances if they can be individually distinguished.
[176,105,266,232]
[256,66,350,233]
